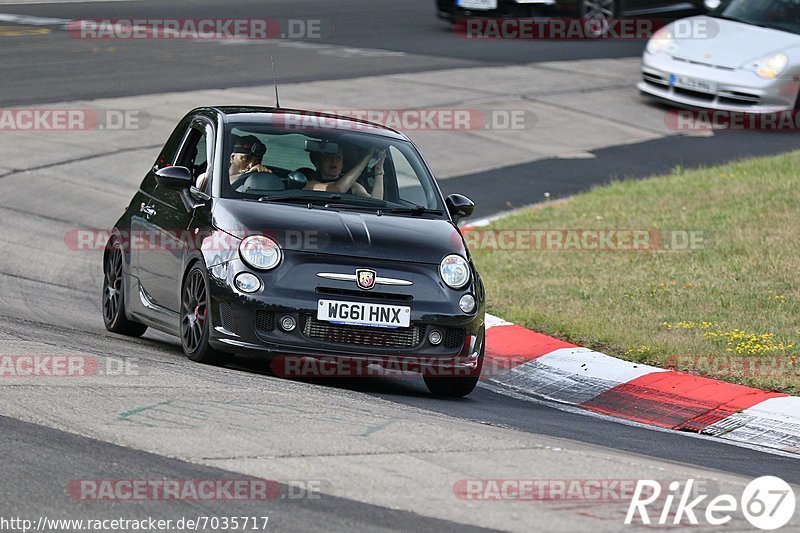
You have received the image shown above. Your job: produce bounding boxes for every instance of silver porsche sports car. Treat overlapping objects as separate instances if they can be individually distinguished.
[639,0,800,112]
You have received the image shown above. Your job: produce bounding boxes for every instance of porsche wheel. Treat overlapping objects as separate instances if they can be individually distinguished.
[578,0,622,38]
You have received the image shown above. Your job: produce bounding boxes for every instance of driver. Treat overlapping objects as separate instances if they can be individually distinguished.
[229,135,270,181]
[304,145,385,199]
[196,135,271,189]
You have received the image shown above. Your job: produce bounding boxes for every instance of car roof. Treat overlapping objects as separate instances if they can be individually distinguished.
[201,106,410,141]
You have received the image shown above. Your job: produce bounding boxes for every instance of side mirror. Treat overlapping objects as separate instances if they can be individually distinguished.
[156,166,193,190]
[446,194,475,224]
[286,170,309,190]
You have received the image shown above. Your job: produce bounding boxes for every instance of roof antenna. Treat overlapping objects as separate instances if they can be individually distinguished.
[271,56,281,109]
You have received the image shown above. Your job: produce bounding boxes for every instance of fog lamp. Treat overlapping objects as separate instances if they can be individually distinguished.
[459,294,476,314]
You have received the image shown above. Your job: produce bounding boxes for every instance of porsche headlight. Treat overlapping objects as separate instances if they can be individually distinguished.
[646,27,676,55]
[748,52,789,79]
[239,235,282,271]
[440,255,470,289]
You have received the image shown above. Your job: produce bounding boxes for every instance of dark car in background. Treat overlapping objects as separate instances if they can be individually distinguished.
[102,106,486,397]
[437,0,710,26]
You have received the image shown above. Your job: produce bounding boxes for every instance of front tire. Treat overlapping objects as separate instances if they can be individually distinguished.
[180,263,226,365]
[102,239,147,337]
[423,341,484,397]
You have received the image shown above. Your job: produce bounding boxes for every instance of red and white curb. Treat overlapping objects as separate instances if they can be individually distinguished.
[483,314,800,455]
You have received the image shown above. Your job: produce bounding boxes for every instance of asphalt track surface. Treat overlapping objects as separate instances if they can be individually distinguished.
[0,0,647,106]
[1,0,799,531]
[440,130,800,216]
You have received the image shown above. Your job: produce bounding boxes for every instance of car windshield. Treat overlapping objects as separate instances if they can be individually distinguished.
[219,121,446,216]
[712,0,800,34]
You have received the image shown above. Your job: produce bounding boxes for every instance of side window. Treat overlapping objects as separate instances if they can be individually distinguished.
[177,127,208,180]
[391,146,429,207]
[176,123,214,192]
[140,117,192,196]
[151,124,209,205]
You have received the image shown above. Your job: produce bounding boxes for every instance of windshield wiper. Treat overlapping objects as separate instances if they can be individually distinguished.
[259,193,389,210]
[388,205,445,216]
[258,193,342,204]
[325,202,387,211]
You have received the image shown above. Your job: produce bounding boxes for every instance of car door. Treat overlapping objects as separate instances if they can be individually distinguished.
[136,118,214,317]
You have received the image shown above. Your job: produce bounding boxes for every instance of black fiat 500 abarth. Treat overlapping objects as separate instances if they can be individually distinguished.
[102,107,485,396]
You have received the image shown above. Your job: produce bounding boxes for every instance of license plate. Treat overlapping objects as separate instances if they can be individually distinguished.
[457,0,498,10]
[318,300,411,329]
[669,74,717,94]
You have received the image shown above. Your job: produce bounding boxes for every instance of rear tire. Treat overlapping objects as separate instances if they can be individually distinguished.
[102,239,147,337]
[180,263,226,365]
[423,340,484,398]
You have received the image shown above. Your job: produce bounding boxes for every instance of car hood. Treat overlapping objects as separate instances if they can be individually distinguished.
[671,16,800,69]
[212,198,466,264]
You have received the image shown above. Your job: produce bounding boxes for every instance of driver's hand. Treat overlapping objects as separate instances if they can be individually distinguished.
[244,164,272,174]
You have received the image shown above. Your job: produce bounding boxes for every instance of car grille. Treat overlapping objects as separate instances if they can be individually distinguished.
[718,91,760,106]
[642,72,668,87]
[300,314,422,349]
[673,86,715,102]
[443,327,466,350]
[642,73,761,108]
[316,287,412,303]
[219,303,236,334]
[255,310,275,332]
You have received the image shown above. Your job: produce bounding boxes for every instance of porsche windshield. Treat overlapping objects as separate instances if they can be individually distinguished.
[219,122,445,214]
[713,0,800,34]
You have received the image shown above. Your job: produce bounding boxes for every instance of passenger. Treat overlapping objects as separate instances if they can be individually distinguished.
[304,146,385,199]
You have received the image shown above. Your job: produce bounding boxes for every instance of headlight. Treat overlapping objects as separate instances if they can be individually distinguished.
[440,254,470,289]
[239,235,282,271]
[747,52,789,79]
[646,27,676,55]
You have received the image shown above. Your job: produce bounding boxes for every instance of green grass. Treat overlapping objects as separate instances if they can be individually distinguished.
[472,151,800,394]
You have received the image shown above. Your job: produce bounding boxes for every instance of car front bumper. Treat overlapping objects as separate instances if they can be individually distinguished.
[639,51,800,113]
[205,253,485,374]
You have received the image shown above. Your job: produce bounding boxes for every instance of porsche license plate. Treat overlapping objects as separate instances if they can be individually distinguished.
[318,300,411,328]
[457,0,498,10]
[669,74,717,94]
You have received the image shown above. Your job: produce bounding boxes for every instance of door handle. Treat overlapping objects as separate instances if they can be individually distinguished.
[140,203,157,218]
